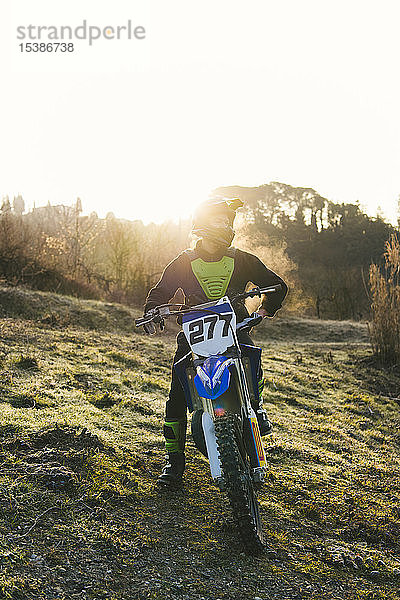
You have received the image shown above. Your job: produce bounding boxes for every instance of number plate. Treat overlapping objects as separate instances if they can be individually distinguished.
[182,297,237,356]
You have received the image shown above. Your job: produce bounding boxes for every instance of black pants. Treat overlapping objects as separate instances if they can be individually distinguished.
[166,330,262,421]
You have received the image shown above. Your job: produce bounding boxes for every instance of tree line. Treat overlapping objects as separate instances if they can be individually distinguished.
[215,182,396,320]
[0,196,190,305]
[0,183,397,319]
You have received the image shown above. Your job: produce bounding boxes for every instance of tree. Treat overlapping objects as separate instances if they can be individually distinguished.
[13,195,25,215]
[1,197,11,213]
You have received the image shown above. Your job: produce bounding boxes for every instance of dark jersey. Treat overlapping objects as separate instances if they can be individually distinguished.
[144,242,288,318]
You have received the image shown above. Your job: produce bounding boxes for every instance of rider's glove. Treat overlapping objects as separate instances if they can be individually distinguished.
[143,320,157,335]
[257,307,273,319]
[142,309,165,335]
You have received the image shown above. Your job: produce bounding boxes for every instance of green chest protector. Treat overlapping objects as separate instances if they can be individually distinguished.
[186,248,235,300]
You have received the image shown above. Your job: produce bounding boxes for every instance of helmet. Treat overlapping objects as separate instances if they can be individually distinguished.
[192,197,244,247]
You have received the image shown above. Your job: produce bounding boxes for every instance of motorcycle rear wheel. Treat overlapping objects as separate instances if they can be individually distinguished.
[214,413,265,555]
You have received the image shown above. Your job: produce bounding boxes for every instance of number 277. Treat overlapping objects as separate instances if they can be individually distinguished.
[188,314,232,345]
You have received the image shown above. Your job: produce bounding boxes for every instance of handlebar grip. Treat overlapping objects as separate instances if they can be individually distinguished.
[260,283,282,294]
[135,310,165,329]
[135,317,148,327]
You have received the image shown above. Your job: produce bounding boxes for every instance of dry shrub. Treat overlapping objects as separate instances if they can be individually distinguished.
[369,234,400,365]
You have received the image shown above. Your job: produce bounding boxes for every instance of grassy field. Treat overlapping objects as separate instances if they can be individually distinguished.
[1,285,400,600]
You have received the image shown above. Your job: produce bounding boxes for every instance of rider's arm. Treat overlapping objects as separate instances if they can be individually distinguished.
[239,251,288,317]
[144,252,188,313]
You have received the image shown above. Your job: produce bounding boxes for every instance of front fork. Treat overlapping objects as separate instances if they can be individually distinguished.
[243,406,267,483]
[235,357,267,480]
[200,360,267,485]
[202,411,222,480]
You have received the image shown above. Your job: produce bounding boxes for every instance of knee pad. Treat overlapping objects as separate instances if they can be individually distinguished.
[163,419,187,453]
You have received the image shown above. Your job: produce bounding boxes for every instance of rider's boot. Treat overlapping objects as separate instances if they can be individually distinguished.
[156,418,187,489]
[256,406,273,436]
[254,378,273,436]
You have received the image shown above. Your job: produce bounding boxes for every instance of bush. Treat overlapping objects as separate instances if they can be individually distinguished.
[369,234,400,365]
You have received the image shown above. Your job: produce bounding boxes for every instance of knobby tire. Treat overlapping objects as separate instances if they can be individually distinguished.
[214,413,265,555]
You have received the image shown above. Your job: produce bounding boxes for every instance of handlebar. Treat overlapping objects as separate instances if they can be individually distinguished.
[234,283,282,302]
[135,284,282,328]
[135,304,185,327]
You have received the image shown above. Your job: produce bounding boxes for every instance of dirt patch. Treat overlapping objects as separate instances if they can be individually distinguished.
[255,315,369,344]
[351,355,400,398]
[0,425,111,495]
[29,425,108,452]
[86,391,121,408]
[14,355,40,370]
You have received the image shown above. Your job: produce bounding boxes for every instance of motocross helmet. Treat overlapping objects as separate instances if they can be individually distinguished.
[192,197,244,247]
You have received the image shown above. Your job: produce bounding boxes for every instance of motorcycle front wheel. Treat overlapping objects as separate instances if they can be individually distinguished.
[214,413,265,555]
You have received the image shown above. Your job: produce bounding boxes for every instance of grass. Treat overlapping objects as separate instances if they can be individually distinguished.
[1,286,400,599]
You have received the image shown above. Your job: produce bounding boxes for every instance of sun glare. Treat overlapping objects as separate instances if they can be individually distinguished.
[132,181,218,225]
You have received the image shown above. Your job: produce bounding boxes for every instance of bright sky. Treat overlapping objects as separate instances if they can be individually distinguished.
[1,0,400,224]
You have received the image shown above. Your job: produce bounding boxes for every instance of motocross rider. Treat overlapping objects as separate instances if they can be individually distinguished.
[143,197,288,489]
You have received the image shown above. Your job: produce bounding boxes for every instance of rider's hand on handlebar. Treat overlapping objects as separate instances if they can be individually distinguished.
[142,310,165,335]
[143,320,157,335]
[257,307,270,319]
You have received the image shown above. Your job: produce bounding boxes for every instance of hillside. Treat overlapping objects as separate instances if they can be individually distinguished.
[1,286,400,600]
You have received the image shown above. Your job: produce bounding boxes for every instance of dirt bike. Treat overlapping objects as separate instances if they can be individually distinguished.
[135,284,282,554]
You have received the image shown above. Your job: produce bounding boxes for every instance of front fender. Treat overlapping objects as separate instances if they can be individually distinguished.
[194,356,234,400]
